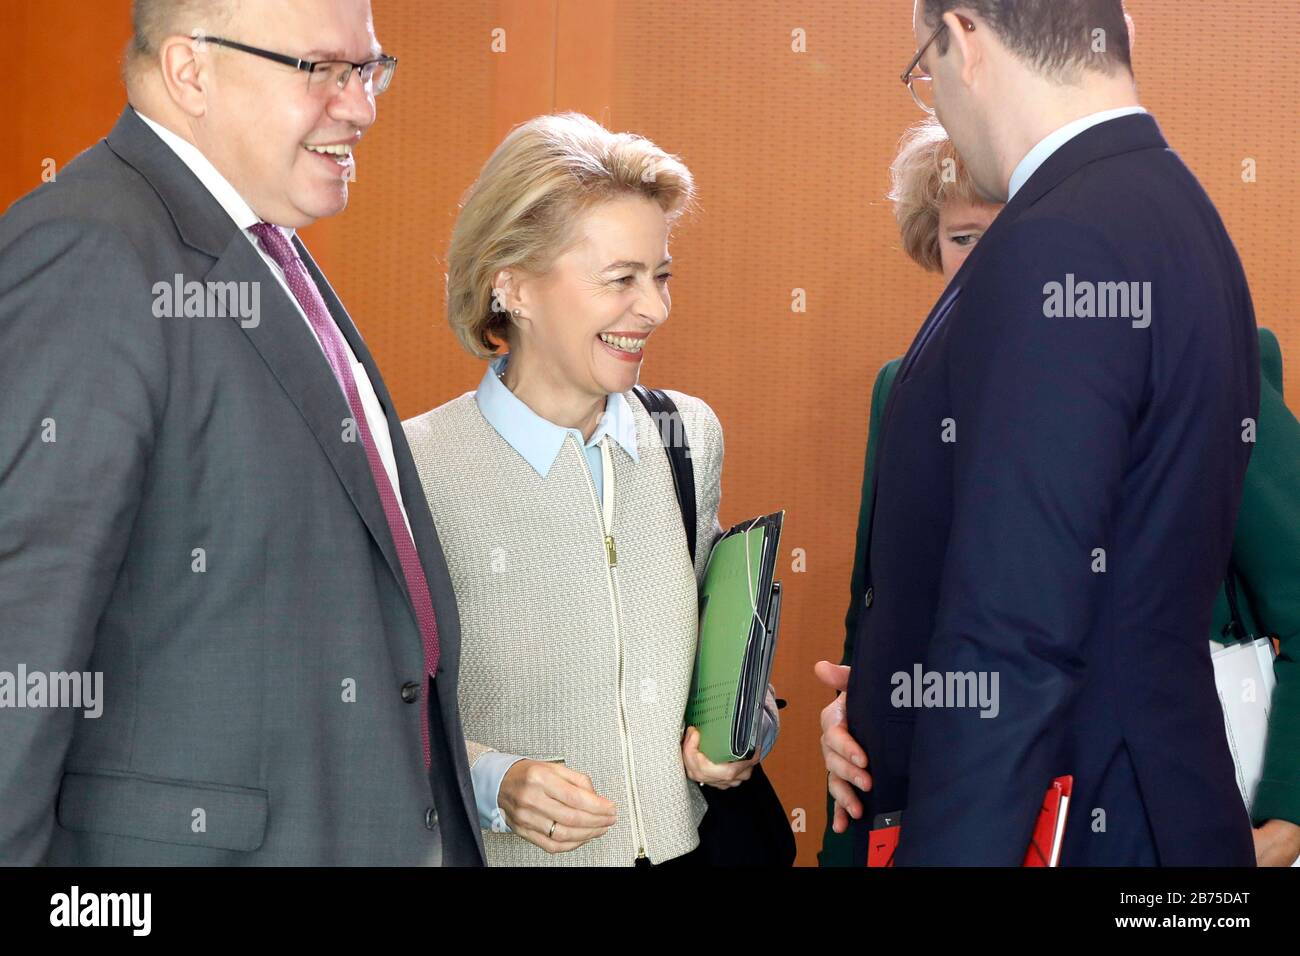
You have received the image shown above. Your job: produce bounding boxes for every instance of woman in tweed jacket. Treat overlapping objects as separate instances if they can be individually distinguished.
[403,113,779,867]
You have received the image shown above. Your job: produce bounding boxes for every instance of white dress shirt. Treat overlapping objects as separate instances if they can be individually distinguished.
[135,109,411,535]
[1007,106,1148,201]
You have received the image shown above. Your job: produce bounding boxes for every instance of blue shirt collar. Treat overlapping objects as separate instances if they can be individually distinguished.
[1007,106,1148,201]
[475,355,640,478]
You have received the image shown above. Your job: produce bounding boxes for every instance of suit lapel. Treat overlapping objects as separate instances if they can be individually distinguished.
[889,115,1168,394]
[203,237,414,614]
[105,108,236,258]
[895,282,962,386]
[296,242,461,666]
[107,107,418,624]
[294,237,385,412]
[295,246,430,563]
[294,246,473,835]
[864,112,1173,569]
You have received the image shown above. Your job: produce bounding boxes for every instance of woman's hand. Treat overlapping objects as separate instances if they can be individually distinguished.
[1253,818,1300,866]
[498,760,618,854]
[682,726,759,789]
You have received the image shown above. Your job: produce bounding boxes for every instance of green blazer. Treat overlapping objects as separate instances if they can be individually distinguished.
[820,328,1300,866]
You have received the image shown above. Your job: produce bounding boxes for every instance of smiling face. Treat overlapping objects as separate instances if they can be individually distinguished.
[937,195,1001,282]
[193,0,380,226]
[506,194,673,405]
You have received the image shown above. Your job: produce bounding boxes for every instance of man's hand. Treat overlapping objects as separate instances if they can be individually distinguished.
[682,726,759,788]
[498,760,617,853]
[815,660,871,834]
[1253,818,1300,867]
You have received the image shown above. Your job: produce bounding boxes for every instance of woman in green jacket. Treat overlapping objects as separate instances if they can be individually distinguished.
[819,118,1300,866]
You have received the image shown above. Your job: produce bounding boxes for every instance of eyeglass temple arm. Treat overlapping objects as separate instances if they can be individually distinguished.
[191,32,312,72]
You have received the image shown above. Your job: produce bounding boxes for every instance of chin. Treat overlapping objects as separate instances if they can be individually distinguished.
[600,367,642,395]
[290,181,349,223]
[589,341,645,394]
[310,191,349,220]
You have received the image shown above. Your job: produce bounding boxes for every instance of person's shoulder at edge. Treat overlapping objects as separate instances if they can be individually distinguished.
[4,129,152,227]
[1259,327,1283,393]
[873,358,903,411]
[863,357,903,497]
[401,390,480,440]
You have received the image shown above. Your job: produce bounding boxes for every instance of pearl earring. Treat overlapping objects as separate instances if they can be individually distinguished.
[512,308,522,317]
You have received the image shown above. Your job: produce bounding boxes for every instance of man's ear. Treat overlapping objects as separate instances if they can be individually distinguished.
[1125,13,1136,54]
[943,11,981,90]
[157,34,209,118]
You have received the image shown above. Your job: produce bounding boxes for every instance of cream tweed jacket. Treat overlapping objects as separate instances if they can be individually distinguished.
[403,388,730,866]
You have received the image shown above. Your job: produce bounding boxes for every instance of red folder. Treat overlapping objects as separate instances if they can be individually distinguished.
[867,775,1073,867]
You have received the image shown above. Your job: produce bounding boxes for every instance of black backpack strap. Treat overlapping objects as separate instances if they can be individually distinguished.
[633,388,794,865]
[631,385,696,565]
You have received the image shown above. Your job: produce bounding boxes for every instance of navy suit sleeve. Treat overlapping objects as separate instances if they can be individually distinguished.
[895,218,1149,865]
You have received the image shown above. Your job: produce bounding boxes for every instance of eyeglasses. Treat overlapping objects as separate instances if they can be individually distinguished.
[900,15,974,114]
[193,33,398,97]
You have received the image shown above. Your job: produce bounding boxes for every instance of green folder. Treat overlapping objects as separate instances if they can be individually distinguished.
[685,511,784,763]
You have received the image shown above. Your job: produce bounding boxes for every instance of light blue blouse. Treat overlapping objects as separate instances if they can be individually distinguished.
[475,355,640,501]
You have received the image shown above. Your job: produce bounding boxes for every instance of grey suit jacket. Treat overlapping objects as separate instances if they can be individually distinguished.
[0,107,485,865]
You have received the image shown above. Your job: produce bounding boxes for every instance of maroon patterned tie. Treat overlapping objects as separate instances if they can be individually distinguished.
[250,222,441,768]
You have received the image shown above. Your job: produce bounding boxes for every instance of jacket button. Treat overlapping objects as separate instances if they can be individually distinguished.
[864,586,874,608]
[400,681,420,703]
[425,807,438,830]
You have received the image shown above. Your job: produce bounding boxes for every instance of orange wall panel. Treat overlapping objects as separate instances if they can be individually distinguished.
[6,0,1298,866]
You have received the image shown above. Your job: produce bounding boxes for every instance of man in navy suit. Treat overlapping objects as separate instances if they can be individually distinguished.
[821,0,1259,865]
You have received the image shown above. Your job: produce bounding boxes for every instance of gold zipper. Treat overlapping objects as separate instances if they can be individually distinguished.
[572,435,647,859]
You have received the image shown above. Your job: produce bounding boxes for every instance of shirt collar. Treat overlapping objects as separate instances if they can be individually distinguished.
[475,355,640,478]
[133,107,295,241]
[1007,106,1148,201]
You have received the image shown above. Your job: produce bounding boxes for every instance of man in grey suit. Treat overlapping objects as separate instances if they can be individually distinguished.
[0,0,484,865]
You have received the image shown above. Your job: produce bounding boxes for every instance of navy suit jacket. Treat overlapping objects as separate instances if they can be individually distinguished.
[846,113,1260,866]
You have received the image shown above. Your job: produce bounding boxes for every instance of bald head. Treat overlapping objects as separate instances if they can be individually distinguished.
[126,0,235,84]
[123,0,382,229]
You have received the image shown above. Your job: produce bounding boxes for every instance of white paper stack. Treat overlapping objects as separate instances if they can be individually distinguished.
[1212,636,1278,811]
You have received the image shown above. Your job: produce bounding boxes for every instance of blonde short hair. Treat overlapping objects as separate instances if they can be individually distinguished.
[446,112,696,359]
[888,118,986,273]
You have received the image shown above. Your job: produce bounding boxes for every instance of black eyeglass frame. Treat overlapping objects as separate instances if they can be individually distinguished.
[193,33,398,95]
